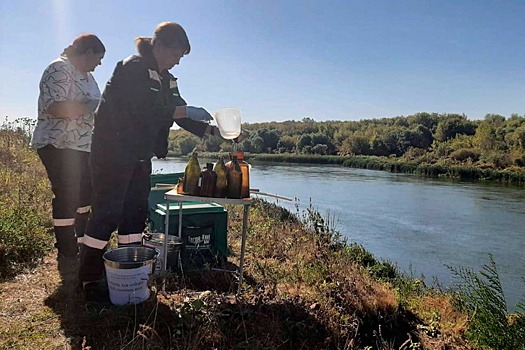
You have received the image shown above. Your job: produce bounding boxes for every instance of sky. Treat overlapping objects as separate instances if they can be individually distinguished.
[1,0,525,125]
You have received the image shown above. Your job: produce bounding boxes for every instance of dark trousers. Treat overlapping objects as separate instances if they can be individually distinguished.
[37,145,91,257]
[78,158,152,282]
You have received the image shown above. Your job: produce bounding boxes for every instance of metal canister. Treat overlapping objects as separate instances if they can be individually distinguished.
[142,233,182,273]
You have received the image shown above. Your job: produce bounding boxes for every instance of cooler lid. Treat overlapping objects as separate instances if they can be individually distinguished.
[156,202,225,214]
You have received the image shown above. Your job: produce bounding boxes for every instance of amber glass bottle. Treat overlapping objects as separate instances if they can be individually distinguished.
[183,152,201,195]
[225,154,242,198]
[176,178,184,194]
[199,163,217,197]
[232,152,250,198]
[213,156,228,197]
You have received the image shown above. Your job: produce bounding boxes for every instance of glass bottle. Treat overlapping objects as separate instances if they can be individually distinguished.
[225,154,242,199]
[199,163,217,197]
[213,156,228,198]
[176,177,184,194]
[183,152,201,195]
[232,152,250,198]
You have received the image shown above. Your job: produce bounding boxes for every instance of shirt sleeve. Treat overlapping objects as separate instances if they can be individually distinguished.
[39,61,73,110]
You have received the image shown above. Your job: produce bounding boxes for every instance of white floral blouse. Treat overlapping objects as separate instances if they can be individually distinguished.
[32,56,101,152]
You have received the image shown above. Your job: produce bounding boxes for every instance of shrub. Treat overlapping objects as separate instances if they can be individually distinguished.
[0,121,53,277]
[0,206,52,277]
[448,255,525,349]
[449,148,480,162]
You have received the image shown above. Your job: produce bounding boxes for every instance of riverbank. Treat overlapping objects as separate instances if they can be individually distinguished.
[0,128,472,349]
[0,199,474,349]
[2,127,524,349]
[189,152,525,186]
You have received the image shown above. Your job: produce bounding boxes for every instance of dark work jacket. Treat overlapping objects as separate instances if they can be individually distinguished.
[91,53,207,164]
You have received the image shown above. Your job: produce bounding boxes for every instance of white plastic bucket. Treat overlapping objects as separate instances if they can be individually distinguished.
[103,247,158,305]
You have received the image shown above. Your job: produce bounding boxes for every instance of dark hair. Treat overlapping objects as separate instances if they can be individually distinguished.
[63,34,105,57]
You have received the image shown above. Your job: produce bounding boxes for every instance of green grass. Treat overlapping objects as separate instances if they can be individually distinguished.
[3,119,518,349]
[0,121,53,278]
[448,255,525,349]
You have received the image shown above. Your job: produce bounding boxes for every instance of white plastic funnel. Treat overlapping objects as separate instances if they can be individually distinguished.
[214,107,241,139]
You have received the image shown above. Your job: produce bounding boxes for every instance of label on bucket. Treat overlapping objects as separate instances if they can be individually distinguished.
[105,264,151,305]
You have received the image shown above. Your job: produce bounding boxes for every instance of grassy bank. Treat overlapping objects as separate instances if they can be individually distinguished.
[1,198,473,349]
[2,122,524,349]
[194,152,525,185]
[0,125,53,277]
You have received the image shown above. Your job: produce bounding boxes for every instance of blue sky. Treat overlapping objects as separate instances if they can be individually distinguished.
[1,0,525,124]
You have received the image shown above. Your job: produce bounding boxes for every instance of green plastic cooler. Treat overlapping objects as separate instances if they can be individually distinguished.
[149,173,229,263]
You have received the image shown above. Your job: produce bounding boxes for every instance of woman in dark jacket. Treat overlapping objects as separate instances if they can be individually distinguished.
[78,22,221,300]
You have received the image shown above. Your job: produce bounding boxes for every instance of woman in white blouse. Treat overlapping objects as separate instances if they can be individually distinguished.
[32,34,105,261]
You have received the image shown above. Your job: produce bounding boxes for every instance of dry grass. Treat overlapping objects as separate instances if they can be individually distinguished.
[0,123,474,349]
[0,201,475,349]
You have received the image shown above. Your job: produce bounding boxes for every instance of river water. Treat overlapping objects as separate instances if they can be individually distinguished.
[152,158,525,310]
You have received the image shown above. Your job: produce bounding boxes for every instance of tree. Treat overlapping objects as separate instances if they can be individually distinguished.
[277,135,296,153]
[204,136,222,152]
[311,144,328,155]
[434,115,476,142]
[473,116,507,151]
[178,135,199,155]
[340,133,370,155]
[297,134,312,152]
[407,112,440,132]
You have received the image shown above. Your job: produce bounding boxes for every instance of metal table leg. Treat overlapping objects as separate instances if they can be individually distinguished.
[237,204,249,295]
[178,202,183,239]
[163,200,170,272]
[162,201,184,273]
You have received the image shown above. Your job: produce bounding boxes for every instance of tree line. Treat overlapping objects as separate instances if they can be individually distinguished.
[169,112,525,170]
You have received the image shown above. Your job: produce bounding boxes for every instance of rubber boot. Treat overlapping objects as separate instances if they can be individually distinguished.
[75,212,89,244]
[78,244,106,283]
[54,225,78,258]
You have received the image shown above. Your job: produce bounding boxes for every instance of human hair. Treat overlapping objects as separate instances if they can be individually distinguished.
[62,34,105,57]
[151,22,191,54]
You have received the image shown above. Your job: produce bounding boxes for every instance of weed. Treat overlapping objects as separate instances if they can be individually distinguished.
[448,254,525,349]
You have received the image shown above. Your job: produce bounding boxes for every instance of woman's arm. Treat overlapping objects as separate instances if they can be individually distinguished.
[47,101,91,119]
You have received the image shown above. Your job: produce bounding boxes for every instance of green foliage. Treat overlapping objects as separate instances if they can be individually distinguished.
[434,114,476,142]
[448,255,525,349]
[449,148,480,162]
[1,119,53,277]
[168,130,200,155]
[166,113,525,176]
[0,206,52,277]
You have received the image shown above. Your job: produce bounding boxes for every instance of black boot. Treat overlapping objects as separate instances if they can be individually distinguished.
[75,212,89,240]
[78,244,109,303]
[54,226,78,258]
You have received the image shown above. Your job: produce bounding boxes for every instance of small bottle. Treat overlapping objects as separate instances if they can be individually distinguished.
[183,152,201,196]
[176,178,184,194]
[199,163,217,197]
[225,154,242,199]
[213,156,228,197]
[233,151,250,198]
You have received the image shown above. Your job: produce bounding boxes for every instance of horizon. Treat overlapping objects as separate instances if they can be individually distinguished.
[1,1,524,124]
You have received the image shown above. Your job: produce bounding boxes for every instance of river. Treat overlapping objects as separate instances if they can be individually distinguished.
[152,157,525,310]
